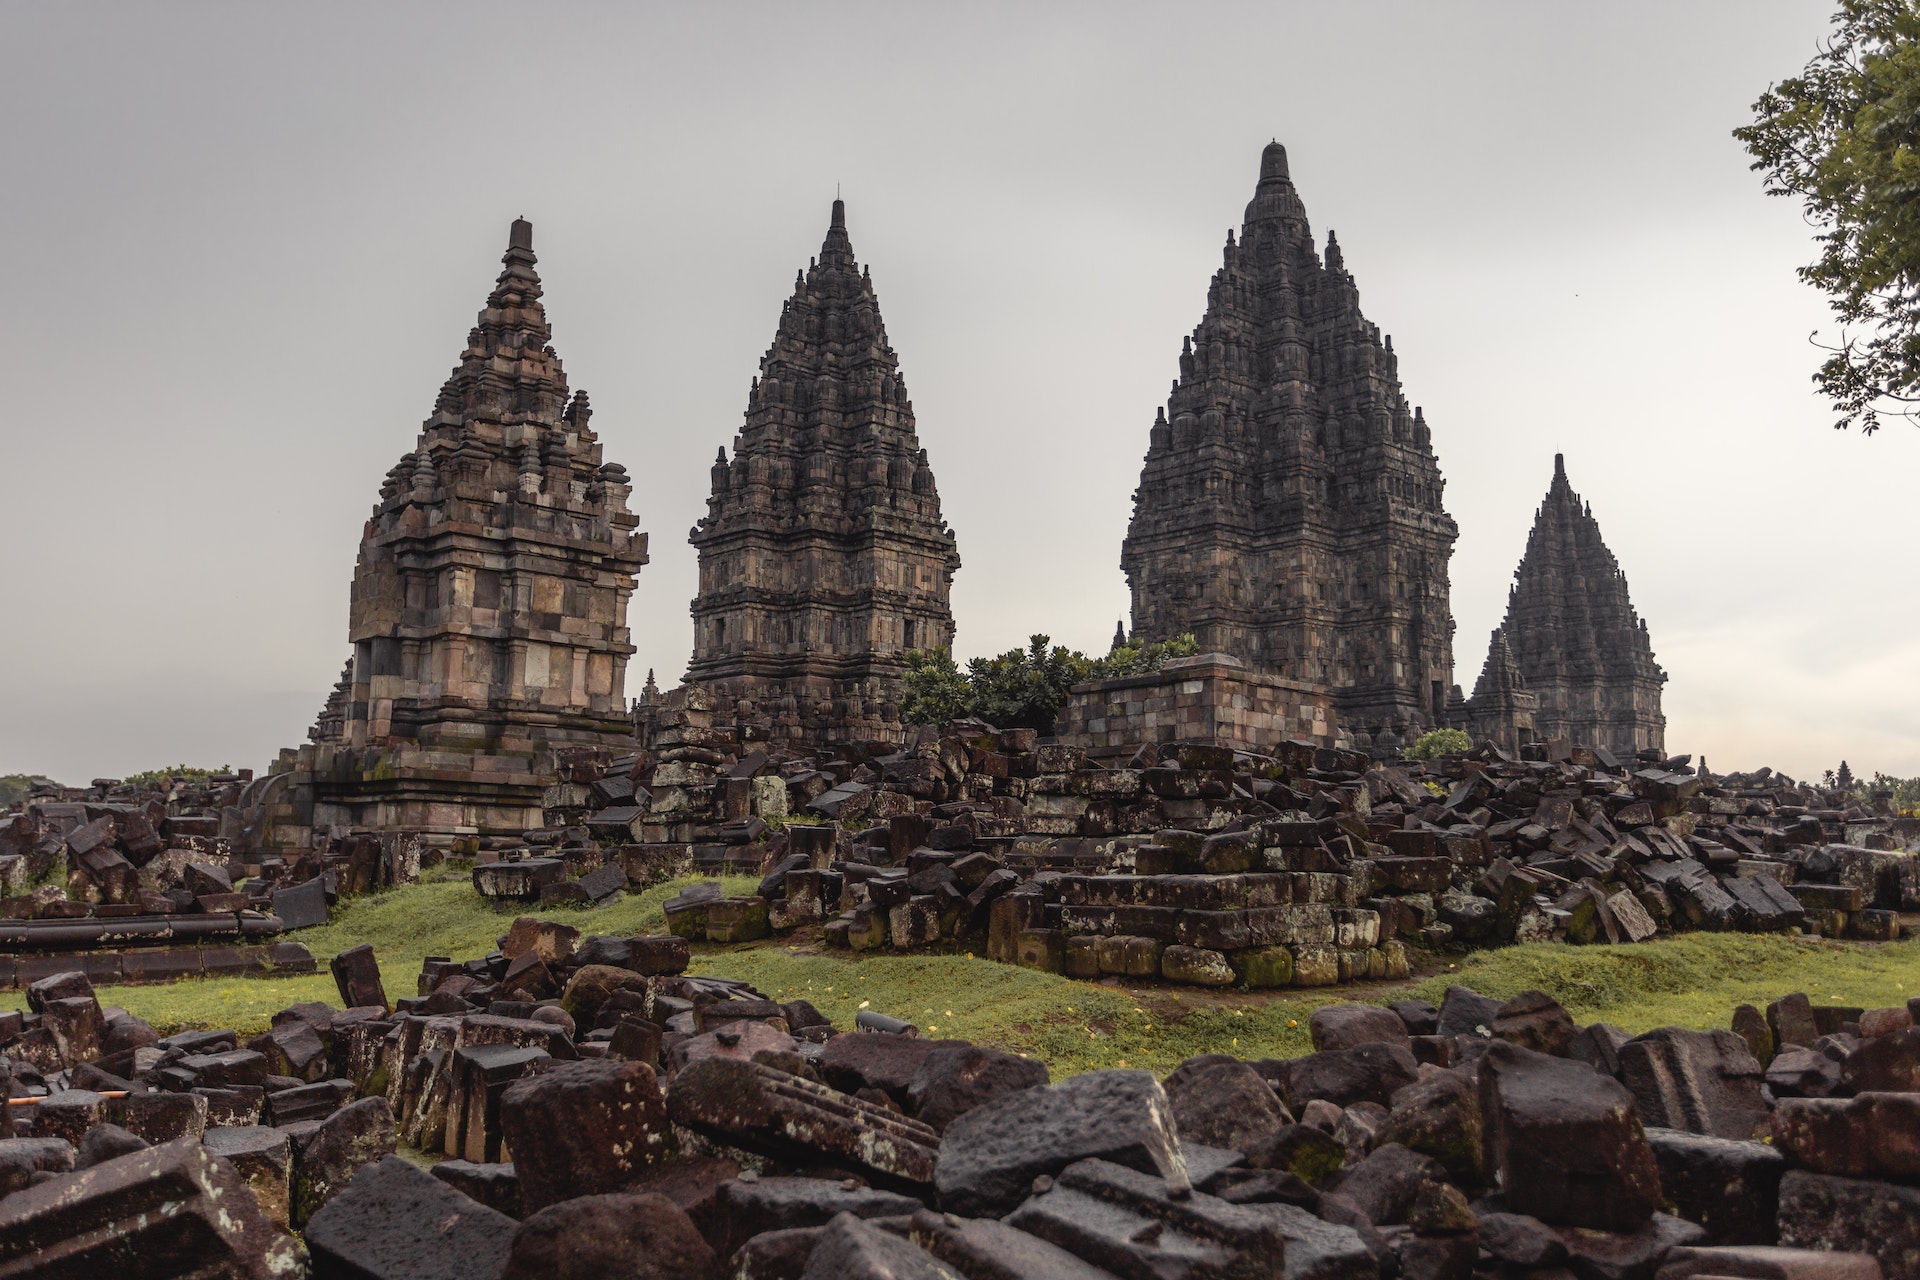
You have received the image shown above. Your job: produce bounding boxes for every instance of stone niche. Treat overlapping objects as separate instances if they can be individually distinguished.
[1054,654,1343,759]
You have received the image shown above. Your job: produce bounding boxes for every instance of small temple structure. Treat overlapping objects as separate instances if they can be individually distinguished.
[253,219,648,851]
[660,198,960,751]
[1474,454,1665,756]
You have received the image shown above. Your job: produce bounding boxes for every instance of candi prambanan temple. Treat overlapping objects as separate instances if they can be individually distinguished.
[254,220,649,851]
[679,199,960,751]
[251,140,1664,850]
[1480,454,1667,755]
[1119,142,1458,753]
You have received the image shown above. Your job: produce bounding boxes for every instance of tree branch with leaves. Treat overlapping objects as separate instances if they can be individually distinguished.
[1736,0,1920,433]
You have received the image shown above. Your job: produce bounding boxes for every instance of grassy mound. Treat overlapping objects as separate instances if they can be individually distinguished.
[18,869,1919,1077]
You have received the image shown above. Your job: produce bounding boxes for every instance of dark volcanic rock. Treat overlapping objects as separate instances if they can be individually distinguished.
[306,1154,517,1280]
[1644,1127,1784,1246]
[935,1068,1188,1219]
[1617,1027,1767,1141]
[293,1095,397,1226]
[800,1211,950,1280]
[1166,1060,1292,1152]
[0,1136,301,1280]
[499,1058,672,1212]
[500,1192,714,1280]
[1478,1040,1661,1231]
[712,1175,920,1259]
[904,1043,1049,1133]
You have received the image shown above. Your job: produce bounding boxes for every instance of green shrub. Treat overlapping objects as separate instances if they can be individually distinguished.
[903,632,1199,730]
[1404,729,1471,760]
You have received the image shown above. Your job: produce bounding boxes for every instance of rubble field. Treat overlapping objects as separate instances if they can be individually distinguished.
[0,922,1915,1279]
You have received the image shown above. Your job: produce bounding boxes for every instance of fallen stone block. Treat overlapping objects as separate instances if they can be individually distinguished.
[1618,1027,1767,1141]
[818,1028,945,1105]
[1645,1126,1784,1246]
[712,1175,921,1259]
[500,1191,714,1280]
[1280,1042,1421,1112]
[1478,1209,1571,1268]
[0,1139,73,1197]
[473,858,565,902]
[935,1068,1187,1218]
[1336,1141,1442,1226]
[74,1124,147,1170]
[1657,1244,1884,1280]
[201,1124,293,1227]
[27,1091,106,1148]
[557,963,654,1025]
[1239,1123,1348,1185]
[499,1058,673,1211]
[905,1205,1122,1280]
[1772,1093,1920,1184]
[668,1056,939,1190]
[330,943,388,1011]
[306,1153,518,1280]
[271,875,331,930]
[1166,1060,1292,1152]
[430,1159,522,1220]
[1479,1040,1662,1232]
[1491,990,1578,1056]
[1766,1047,1843,1099]
[904,1043,1049,1133]
[1310,1004,1411,1052]
[1005,1157,1309,1280]
[1840,1027,1920,1094]
[1776,1170,1920,1280]
[1375,1070,1482,1186]
[800,1211,950,1280]
[293,1094,397,1226]
[104,1088,205,1146]
[0,1135,300,1280]
[1546,1212,1707,1280]
[623,1154,739,1240]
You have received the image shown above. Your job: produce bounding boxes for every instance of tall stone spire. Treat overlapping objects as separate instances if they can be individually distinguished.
[1121,141,1458,748]
[1491,455,1664,755]
[686,200,960,749]
[267,218,650,852]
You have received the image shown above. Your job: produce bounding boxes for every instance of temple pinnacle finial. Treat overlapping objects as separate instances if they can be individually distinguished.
[831,197,845,229]
[510,218,532,252]
[1259,139,1290,184]
[1554,452,1565,480]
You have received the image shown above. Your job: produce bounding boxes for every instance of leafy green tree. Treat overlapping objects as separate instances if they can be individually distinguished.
[1404,728,1472,761]
[901,648,972,726]
[900,631,1201,730]
[0,775,46,807]
[966,635,1090,732]
[1736,1,1920,433]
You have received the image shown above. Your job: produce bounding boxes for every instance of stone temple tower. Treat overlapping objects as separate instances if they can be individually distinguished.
[686,199,960,749]
[1490,455,1665,756]
[1121,142,1458,750]
[258,219,649,849]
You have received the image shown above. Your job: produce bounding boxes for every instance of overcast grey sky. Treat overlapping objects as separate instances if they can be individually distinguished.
[2,2,1912,784]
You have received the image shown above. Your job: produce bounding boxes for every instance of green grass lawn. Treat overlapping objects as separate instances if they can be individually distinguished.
[23,867,1920,1078]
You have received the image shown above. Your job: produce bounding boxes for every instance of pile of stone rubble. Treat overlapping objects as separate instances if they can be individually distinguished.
[0,923,1915,1279]
[486,724,1919,988]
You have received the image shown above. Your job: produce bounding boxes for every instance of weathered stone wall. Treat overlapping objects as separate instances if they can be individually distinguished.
[1054,654,1342,757]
